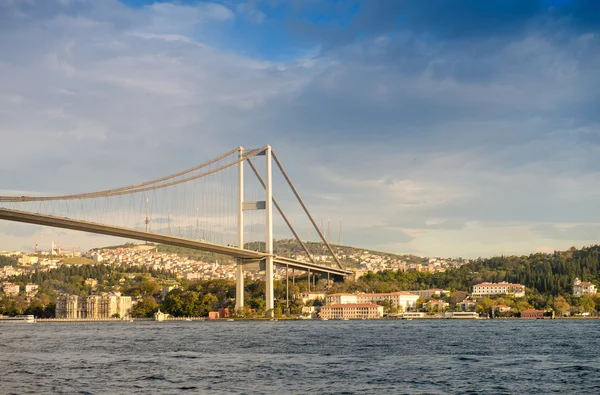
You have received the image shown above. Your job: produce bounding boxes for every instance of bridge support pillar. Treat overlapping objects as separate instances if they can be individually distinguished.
[236,259,244,313]
[265,257,274,316]
[265,145,274,317]
[236,146,244,314]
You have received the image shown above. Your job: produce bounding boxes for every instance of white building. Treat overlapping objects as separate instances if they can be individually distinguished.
[573,278,597,297]
[326,292,419,312]
[25,284,39,295]
[320,304,383,320]
[326,293,359,305]
[297,292,326,304]
[2,283,19,296]
[472,282,525,298]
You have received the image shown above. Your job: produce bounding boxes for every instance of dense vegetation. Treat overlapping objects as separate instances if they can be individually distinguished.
[0,255,18,267]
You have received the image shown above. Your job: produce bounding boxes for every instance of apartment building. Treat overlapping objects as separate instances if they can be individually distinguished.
[472,282,525,297]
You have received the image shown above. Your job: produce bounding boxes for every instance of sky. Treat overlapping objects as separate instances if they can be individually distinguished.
[1,0,600,258]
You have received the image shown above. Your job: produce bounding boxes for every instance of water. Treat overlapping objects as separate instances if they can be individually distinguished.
[1,320,600,394]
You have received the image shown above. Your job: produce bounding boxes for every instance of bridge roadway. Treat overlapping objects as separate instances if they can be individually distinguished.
[0,208,351,277]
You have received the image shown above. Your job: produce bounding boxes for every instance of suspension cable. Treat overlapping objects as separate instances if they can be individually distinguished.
[0,147,266,202]
[271,150,344,270]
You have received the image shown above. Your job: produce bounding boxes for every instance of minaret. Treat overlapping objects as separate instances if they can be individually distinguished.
[339,217,343,245]
[327,218,331,243]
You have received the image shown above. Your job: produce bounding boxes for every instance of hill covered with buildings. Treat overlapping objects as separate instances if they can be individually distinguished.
[0,242,600,319]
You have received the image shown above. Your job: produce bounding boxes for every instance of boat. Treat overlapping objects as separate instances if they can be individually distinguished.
[0,315,36,323]
[185,318,192,322]
[227,319,234,322]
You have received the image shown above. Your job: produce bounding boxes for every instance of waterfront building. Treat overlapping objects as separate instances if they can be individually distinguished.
[573,278,596,297]
[472,282,525,297]
[326,292,419,311]
[320,304,384,320]
[521,309,544,319]
[55,294,132,319]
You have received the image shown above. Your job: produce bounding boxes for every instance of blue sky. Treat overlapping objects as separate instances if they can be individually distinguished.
[0,0,599,258]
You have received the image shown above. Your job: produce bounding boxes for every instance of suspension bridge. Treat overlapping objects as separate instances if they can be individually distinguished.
[0,145,351,316]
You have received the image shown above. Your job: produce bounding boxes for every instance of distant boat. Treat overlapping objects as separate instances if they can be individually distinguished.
[185,318,192,322]
[227,319,234,322]
[0,315,36,323]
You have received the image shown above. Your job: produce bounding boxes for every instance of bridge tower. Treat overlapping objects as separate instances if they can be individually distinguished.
[264,145,274,317]
[235,145,275,317]
[236,146,245,313]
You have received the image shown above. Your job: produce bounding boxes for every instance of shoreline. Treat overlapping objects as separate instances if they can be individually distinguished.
[20,316,600,323]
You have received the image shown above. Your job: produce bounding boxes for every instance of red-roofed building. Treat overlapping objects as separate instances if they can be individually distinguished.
[573,278,597,297]
[521,309,544,319]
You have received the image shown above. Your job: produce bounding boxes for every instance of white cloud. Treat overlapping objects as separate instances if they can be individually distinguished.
[0,1,599,258]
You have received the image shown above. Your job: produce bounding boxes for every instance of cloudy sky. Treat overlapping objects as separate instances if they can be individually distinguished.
[1,0,599,258]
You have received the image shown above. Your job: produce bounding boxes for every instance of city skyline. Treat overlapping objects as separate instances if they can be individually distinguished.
[1,0,600,258]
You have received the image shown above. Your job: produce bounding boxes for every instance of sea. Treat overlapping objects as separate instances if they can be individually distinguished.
[1,319,599,394]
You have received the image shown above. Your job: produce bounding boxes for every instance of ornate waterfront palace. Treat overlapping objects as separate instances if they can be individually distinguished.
[55,294,132,319]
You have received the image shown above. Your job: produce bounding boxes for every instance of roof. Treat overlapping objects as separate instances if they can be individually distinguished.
[322,304,382,308]
[577,282,594,286]
[521,309,544,313]
[327,292,418,297]
[357,292,418,297]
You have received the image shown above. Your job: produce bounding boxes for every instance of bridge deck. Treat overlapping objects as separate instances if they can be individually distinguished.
[0,208,350,276]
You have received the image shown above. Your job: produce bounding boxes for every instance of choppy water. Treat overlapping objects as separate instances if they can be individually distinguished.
[1,320,600,394]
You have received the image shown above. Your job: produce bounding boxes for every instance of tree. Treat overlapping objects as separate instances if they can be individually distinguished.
[449,291,468,305]
[516,300,533,312]
[131,296,159,318]
[577,294,595,314]
[552,296,569,317]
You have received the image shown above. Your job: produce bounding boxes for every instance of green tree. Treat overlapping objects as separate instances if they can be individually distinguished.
[131,296,159,318]
[552,296,569,317]
[577,295,595,314]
